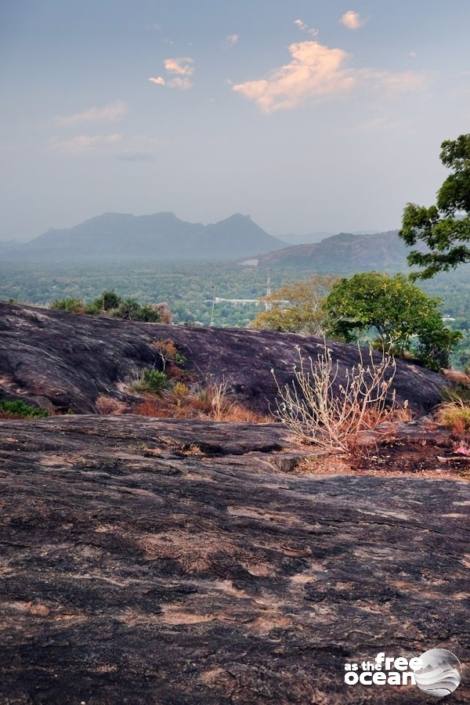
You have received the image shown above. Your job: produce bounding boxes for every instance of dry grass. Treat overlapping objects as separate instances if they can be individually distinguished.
[273,343,404,454]
[132,380,270,424]
[436,401,470,435]
[443,369,470,387]
[95,395,128,415]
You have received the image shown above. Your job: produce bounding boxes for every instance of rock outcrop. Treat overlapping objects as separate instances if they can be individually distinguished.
[0,415,468,704]
[0,302,446,414]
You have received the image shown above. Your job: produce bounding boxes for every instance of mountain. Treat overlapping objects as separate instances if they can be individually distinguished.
[277,231,333,245]
[241,230,410,272]
[4,212,286,262]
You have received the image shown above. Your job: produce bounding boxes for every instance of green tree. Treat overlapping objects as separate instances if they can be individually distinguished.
[100,290,121,311]
[400,134,470,279]
[324,272,460,370]
[250,276,337,335]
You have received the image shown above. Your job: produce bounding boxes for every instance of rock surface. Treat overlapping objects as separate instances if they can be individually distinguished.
[0,415,468,704]
[0,302,446,414]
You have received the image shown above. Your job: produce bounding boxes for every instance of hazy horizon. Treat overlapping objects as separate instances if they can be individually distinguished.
[1,1,469,242]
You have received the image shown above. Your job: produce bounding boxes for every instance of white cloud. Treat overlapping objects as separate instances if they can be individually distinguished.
[55,101,127,126]
[226,33,240,47]
[340,10,364,30]
[164,57,194,76]
[233,41,355,113]
[50,133,123,154]
[293,18,319,38]
[233,40,425,113]
[149,57,195,90]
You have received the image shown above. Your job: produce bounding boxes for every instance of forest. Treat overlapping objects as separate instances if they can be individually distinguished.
[1,259,469,369]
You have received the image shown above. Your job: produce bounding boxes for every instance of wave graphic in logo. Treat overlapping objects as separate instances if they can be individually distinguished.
[413,648,461,698]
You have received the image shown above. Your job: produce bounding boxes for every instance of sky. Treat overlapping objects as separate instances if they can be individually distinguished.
[1,0,470,241]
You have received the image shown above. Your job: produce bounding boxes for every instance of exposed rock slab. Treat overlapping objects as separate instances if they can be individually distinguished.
[0,415,468,704]
[0,302,446,414]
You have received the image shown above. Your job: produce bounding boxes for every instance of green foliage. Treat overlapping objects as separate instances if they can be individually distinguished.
[114,298,160,322]
[251,276,337,334]
[133,369,169,394]
[2,260,469,369]
[400,134,470,278]
[52,290,161,322]
[324,272,461,370]
[0,399,49,418]
[51,297,85,313]
[100,290,121,311]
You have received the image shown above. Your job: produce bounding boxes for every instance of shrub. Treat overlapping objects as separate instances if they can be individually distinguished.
[273,343,400,453]
[50,291,166,322]
[113,298,161,322]
[95,395,128,415]
[151,339,186,368]
[133,369,169,394]
[436,401,470,434]
[173,382,190,399]
[51,298,85,314]
[100,290,121,311]
[0,400,49,418]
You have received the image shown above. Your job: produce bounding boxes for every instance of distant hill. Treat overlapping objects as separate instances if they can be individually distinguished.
[4,212,286,262]
[241,230,410,272]
[277,231,333,245]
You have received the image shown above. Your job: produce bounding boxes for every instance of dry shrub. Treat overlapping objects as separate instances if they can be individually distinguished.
[151,338,185,370]
[436,401,470,435]
[154,302,172,324]
[221,403,271,424]
[95,395,128,415]
[131,380,270,423]
[273,343,402,454]
[133,398,161,417]
[443,369,470,387]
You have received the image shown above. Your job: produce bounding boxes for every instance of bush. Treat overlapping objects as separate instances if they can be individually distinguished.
[0,400,49,418]
[51,291,165,322]
[95,395,128,415]
[151,339,186,368]
[436,401,470,434]
[113,298,161,322]
[133,369,169,394]
[273,343,401,453]
[51,298,85,314]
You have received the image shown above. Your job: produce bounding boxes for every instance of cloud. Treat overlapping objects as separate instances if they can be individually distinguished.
[233,41,355,112]
[233,40,425,113]
[149,56,195,90]
[55,101,127,126]
[340,10,364,30]
[360,69,426,95]
[293,18,319,38]
[225,33,240,47]
[50,133,123,154]
[168,77,193,90]
[164,57,194,76]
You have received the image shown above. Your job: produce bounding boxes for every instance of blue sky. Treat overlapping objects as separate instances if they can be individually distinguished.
[1,0,469,240]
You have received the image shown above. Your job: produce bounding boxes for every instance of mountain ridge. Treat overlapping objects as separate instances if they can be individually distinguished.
[241,229,411,272]
[3,212,286,262]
